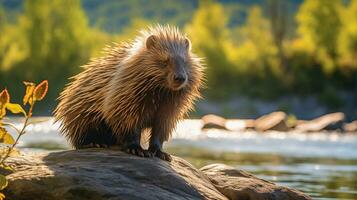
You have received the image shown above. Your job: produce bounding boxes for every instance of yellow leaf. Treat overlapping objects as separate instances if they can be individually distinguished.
[0,192,5,200]
[0,127,14,145]
[23,81,36,106]
[0,90,10,119]
[0,164,13,172]
[0,107,5,120]
[0,90,9,105]
[33,80,48,101]
[0,174,7,190]
[5,103,26,116]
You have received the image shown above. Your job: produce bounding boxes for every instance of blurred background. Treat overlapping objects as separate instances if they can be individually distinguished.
[1,0,357,199]
[1,0,356,119]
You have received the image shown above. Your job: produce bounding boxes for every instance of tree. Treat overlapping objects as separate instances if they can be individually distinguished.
[0,5,4,31]
[113,18,151,43]
[296,0,342,72]
[229,6,284,98]
[338,0,357,68]
[0,6,26,73]
[267,0,288,71]
[236,6,277,76]
[21,0,91,77]
[185,0,235,98]
[0,5,6,70]
[7,0,96,112]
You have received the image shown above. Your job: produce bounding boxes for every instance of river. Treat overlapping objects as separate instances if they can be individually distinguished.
[4,118,357,200]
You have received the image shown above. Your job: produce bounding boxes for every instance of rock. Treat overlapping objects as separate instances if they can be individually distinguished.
[244,119,256,129]
[3,149,310,200]
[295,112,345,132]
[343,121,357,132]
[201,164,311,200]
[201,114,256,131]
[4,149,226,200]
[225,119,255,131]
[254,111,290,132]
[201,114,227,130]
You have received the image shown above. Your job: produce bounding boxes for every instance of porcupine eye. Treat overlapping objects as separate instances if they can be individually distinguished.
[161,58,169,67]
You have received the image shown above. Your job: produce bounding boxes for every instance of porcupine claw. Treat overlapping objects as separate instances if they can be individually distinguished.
[156,150,172,162]
[124,144,152,158]
[148,146,172,162]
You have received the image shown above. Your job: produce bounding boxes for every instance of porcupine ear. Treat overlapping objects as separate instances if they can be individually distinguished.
[146,35,158,49]
[184,37,191,51]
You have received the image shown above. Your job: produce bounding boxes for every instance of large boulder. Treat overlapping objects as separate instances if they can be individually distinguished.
[201,164,311,200]
[4,149,310,200]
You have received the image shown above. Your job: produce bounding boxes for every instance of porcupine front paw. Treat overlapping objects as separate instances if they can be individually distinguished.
[124,143,152,157]
[148,145,172,162]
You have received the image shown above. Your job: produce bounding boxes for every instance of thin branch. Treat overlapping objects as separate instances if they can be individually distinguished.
[1,122,21,135]
[0,104,34,165]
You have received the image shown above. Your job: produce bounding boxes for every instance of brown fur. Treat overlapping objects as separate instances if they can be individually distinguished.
[54,25,204,151]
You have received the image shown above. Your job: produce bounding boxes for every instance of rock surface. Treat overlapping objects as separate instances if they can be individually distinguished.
[201,164,311,200]
[343,120,357,132]
[201,114,228,130]
[4,149,310,200]
[254,111,289,132]
[201,114,256,131]
[295,112,345,132]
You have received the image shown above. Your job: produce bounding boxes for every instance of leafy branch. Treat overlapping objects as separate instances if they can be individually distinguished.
[0,80,48,200]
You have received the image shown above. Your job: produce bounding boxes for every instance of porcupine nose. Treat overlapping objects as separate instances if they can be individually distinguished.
[173,74,187,85]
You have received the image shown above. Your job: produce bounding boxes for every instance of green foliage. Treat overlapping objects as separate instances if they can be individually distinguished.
[0,0,357,109]
[19,0,91,99]
[338,0,357,69]
[286,114,297,128]
[0,80,48,198]
[0,5,27,72]
[83,0,196,33]
[183,0,355,103]
[113,18,151,42]
[296,0,342,73]
[186,3,284,99]
[231,6,278,75]
[185,1,236,98]
[1,0,108,113]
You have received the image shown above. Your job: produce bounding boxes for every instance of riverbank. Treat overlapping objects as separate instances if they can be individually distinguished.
[3,117,357,199]
[196,95,357,120]
[201,112,357,133]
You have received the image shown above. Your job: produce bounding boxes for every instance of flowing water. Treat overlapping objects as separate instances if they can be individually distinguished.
[4,118,357,199]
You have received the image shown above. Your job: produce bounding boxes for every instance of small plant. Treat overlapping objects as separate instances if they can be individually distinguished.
[0,80,48,199]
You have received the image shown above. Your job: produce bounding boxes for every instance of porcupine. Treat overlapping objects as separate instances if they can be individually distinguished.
[54,25,204,161]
